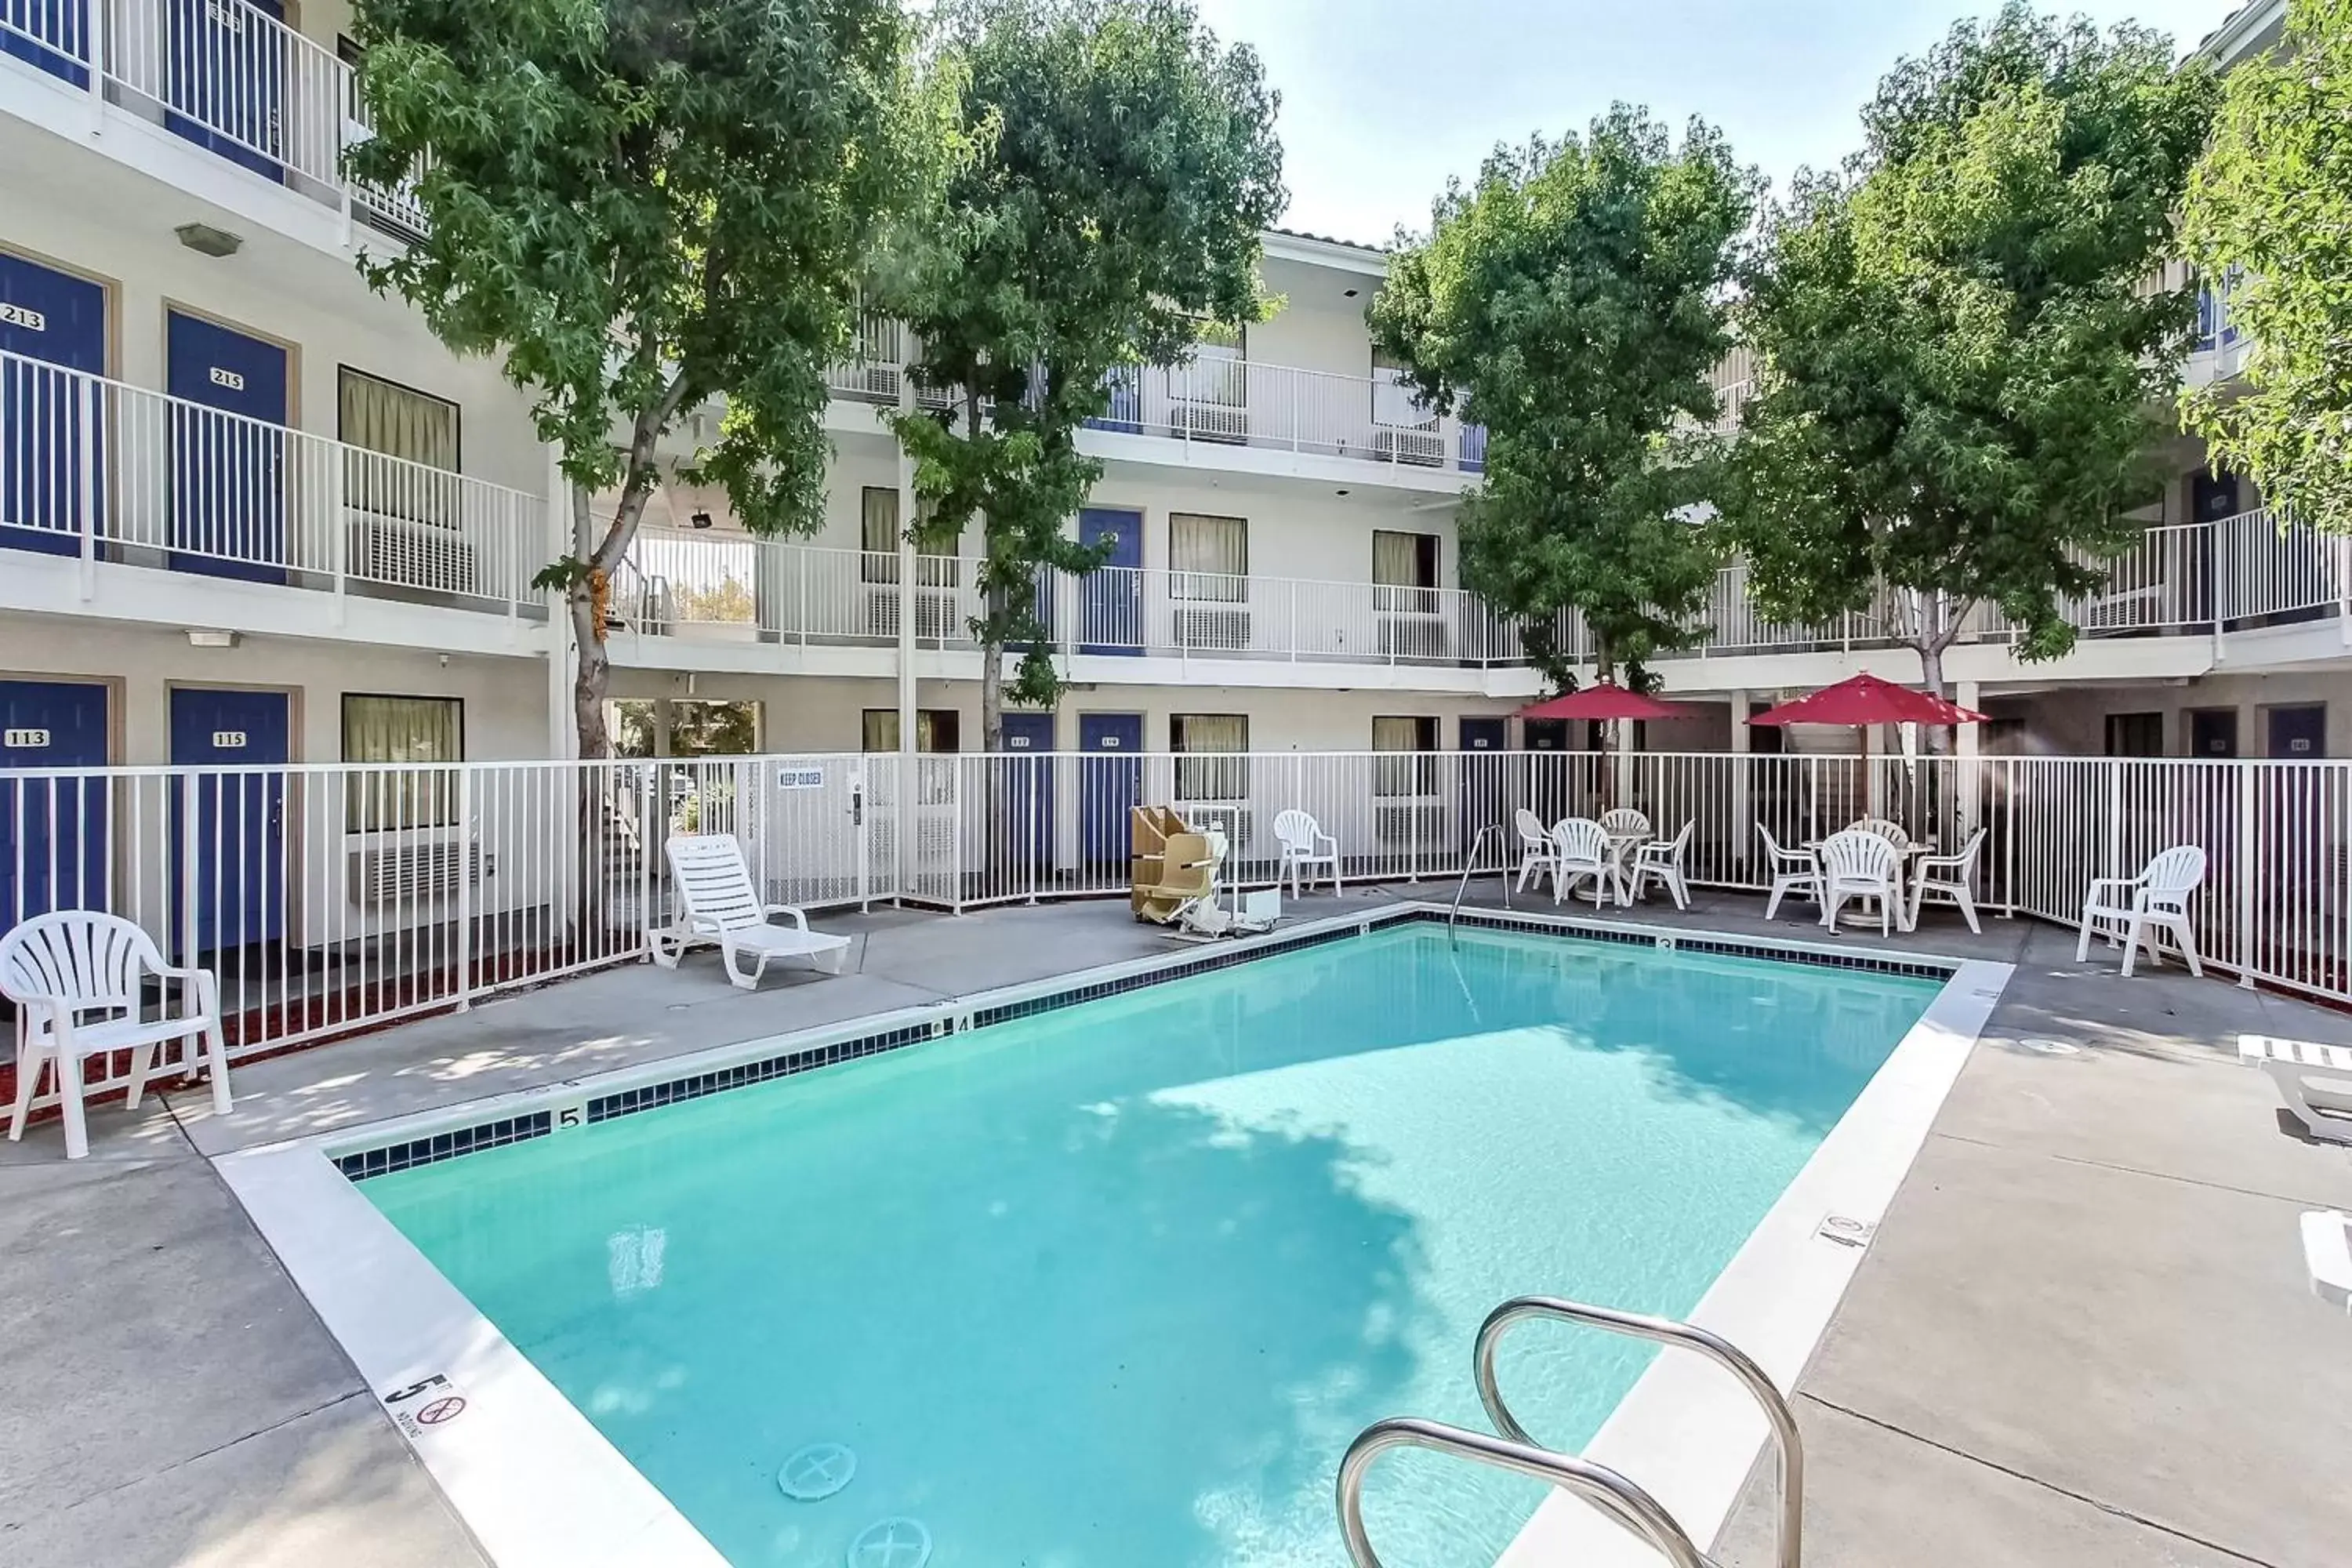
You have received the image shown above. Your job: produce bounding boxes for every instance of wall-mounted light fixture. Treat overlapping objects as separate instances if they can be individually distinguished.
[186,629,241,648]
[689,510,713,530]
[175,223,244,258]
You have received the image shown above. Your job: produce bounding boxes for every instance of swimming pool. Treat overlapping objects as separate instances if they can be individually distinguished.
[350,921,1943,1568]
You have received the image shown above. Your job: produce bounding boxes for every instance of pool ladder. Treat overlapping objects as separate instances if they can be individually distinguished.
[1448,822,1512,926]
[1336,1298,1804,1568]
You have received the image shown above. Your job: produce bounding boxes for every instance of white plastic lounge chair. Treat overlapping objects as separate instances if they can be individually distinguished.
[1818,828,1903,936]
[1514,808,1560,896]
[1272,809,1341,898]
[2241,1035,2352,1146]
[2302,1210,2352,1312]
[655,833,851,989]
[2,911,230,1160]
[1552,818,1619,909]
[1758,823,1820,921]
[1907,828,1987,934]
[2077,845,2206,978]
[1628,820,1694,910]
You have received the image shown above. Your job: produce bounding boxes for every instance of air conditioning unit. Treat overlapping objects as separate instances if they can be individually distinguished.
[351,514,477,594]
[1169,399,1247,443]
[1187,805,1254,853]
[1374,801,1446,844]
[349,839,481,904]
[1371,425,1444,467]
[838,361,901,401]
[865,586,959,641]
[1173,604,1253,652]
[1377,613,1450,660]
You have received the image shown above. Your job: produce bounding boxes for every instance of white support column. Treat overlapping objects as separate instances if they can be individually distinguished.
[1955,680,1982,851]
[545,447,575,761]
[1613,717,1635,804]
[895,383,918,902]
[1729,689,1751,869]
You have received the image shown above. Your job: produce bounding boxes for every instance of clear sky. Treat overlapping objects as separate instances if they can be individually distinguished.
[1189,0,2238,246]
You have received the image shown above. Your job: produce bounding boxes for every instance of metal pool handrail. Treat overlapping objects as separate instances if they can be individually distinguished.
[1474,1297,1804,1568]
[1449,822,1511,925]
[1334,1417,1713,1568]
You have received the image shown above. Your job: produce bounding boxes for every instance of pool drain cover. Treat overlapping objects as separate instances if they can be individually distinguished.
[848,1517,931,1568]
[2019,1037,2082,1056]
[778,1443,857,1501]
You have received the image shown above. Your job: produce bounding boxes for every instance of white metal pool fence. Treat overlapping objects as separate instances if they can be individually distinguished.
[3,748,2347,1111]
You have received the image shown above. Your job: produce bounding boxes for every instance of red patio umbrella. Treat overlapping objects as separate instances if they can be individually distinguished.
[1744,671,1987,731]
[1748,672,1988,819]
[1515,682,1691,722]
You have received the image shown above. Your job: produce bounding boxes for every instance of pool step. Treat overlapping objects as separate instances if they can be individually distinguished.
[1334,1298,1803,1568]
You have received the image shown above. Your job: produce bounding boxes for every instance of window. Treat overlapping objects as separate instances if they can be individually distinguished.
[343,694,463,829]
[860,485,957,587]
[1374,715,1439,797]
[862,709,962,753]
[339,368,461,525]
[1186,320,1246,409]
[1373,529,1440,612]
[1371,347,1432,430]
[1171,713,1247,801]
[2103,712,2165,758]
[1170,513,1247,601]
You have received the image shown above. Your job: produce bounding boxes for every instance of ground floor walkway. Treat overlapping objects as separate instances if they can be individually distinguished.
[3,884,2347,1566]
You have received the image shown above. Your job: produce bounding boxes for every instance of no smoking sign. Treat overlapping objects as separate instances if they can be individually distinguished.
[382,1374,471,1442]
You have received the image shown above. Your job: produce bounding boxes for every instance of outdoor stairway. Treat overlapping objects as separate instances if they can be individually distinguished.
[1336,1298,1802,1568]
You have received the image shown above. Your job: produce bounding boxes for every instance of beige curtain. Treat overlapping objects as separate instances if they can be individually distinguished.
[1171,513,1247,601]
[343,695,462,829]
[1374,715,1436,797]
[1374,529,1438,612]
[341,368,459,524]
[1173,713,1248,800]
[862,709,898,753]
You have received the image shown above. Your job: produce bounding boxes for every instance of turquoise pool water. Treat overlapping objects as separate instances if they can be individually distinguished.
[364,924,1938,1568]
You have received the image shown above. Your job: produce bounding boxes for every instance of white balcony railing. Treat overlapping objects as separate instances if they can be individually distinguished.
[0,0,422,234]
[826,339,1489,475]
[613,510,2350,675]
[1,348,543,610]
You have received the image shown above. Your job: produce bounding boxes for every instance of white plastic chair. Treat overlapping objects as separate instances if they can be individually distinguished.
[1849,816,1912,851]
[654,833,851,989]
[2,912,230,1160]
[1907,828,1987,934]
[1552,818,1618,909]
[1758,823,1820,920]
[1272,809,1341,898]
[2077,844,2206,978]
[1513,808,1559,895]
[1818,828,1903,936]
[1599,808,1651,841]
[1628,821,1694,910]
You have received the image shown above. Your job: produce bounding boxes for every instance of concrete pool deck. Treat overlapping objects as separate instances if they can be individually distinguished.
[3,884,2347,1567]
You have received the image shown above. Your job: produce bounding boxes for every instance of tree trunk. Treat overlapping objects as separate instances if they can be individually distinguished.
[1917,636,1952,757]
[571,584,613,760]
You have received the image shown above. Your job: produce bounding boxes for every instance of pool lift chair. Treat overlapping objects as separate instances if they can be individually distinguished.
[1134,828,1276,939]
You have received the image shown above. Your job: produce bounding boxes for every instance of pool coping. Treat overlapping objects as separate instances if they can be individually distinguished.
[213,902,2007,1568]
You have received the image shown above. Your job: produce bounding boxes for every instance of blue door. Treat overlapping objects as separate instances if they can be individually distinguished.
[1460,716,1507,850]
[0,681,110,938]
[170,688,288,953]
[1000,711,1057,873]
[1079,712,1143,866]
[2,250,107,558]
[2268,705,2325,760]
[1077,507,1143,655]
[0,0,93,86]
[165,0,286,183]
[168,310,289,583]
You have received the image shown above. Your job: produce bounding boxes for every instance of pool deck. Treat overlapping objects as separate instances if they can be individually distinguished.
[3,881,2347,1567]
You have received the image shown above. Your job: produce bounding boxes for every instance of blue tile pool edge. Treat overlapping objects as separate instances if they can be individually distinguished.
[327,903,1961,1185]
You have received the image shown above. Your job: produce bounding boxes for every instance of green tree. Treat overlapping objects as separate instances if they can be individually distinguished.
[347,0,946,757]
[1370,108,1753,695]
[883,0,1283,751]
[2181,0,2352,530]
[1727,6,2216,736]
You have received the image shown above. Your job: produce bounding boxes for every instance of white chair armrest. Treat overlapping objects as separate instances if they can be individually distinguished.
[2082,874,2140,902]
[763,905,812,932]
[1315,831,1339,854]
[153,963,222,1014]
